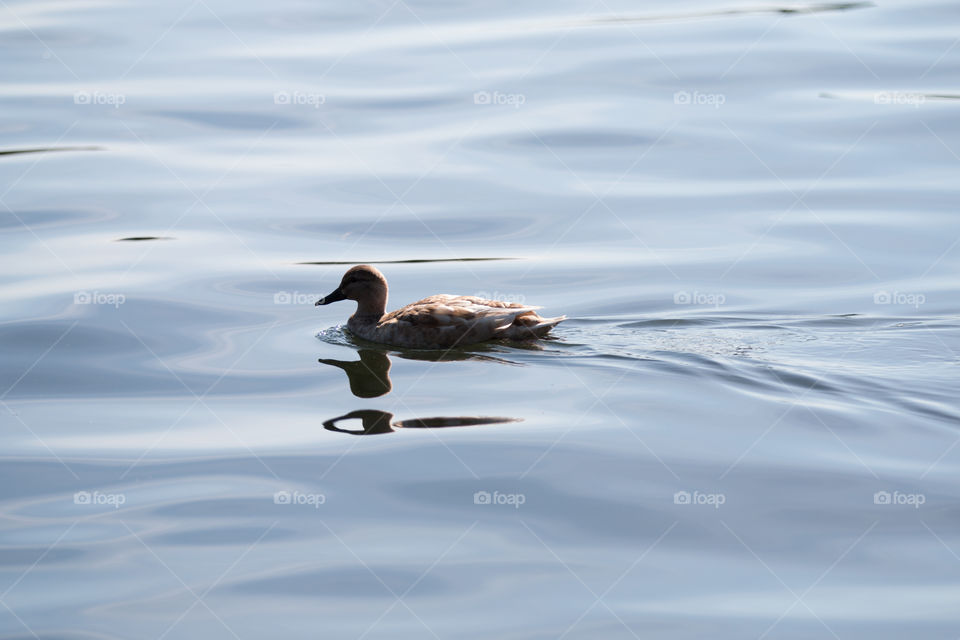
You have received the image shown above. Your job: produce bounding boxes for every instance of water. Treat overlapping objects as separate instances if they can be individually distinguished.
[2,0,959,637]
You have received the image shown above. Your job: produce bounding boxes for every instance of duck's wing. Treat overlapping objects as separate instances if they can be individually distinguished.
[379,295,542,348]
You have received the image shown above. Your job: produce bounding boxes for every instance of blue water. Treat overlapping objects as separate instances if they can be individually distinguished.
[2,0,959,637]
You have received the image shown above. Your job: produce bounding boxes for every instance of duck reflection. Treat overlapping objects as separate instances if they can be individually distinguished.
[323,410,520,436]
[318,347,523,399]
[318,349,393,398]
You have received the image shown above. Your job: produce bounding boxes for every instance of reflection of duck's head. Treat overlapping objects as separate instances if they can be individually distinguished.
[318,349,392,398]
[315,265,388,317]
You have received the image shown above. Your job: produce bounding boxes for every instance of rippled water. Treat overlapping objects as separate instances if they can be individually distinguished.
[2,0,959,637]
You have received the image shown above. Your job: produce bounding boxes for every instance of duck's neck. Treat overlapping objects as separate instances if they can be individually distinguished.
[352,292,386,323]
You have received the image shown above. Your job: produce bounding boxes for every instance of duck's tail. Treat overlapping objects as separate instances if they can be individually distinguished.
[502,313,566,339]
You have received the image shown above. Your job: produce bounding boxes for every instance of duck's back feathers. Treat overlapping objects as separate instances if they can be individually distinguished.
[353,294,560,349]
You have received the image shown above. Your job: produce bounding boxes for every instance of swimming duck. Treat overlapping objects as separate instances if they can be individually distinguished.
[315,265,565,349]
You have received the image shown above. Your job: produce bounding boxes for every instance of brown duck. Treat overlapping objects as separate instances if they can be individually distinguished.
[316,265,565,349]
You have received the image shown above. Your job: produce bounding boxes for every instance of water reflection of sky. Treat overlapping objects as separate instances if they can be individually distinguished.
[2,0,960,637]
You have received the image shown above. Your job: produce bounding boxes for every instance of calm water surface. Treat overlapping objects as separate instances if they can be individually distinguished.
[2,0,959,638]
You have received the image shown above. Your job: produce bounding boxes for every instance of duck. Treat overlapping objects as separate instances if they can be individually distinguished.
[315,265,565,349]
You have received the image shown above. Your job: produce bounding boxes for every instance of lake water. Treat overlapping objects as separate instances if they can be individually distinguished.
[2,0,959,637]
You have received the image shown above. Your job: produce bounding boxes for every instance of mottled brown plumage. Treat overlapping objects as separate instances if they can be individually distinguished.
[316,265,565,349]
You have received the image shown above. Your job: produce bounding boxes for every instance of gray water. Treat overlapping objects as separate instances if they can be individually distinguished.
[2,0,959,638]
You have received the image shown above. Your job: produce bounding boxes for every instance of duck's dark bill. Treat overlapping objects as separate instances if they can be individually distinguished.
[316,288,346,306]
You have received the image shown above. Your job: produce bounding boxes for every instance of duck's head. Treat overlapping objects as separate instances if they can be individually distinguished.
[316,264,388,313]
